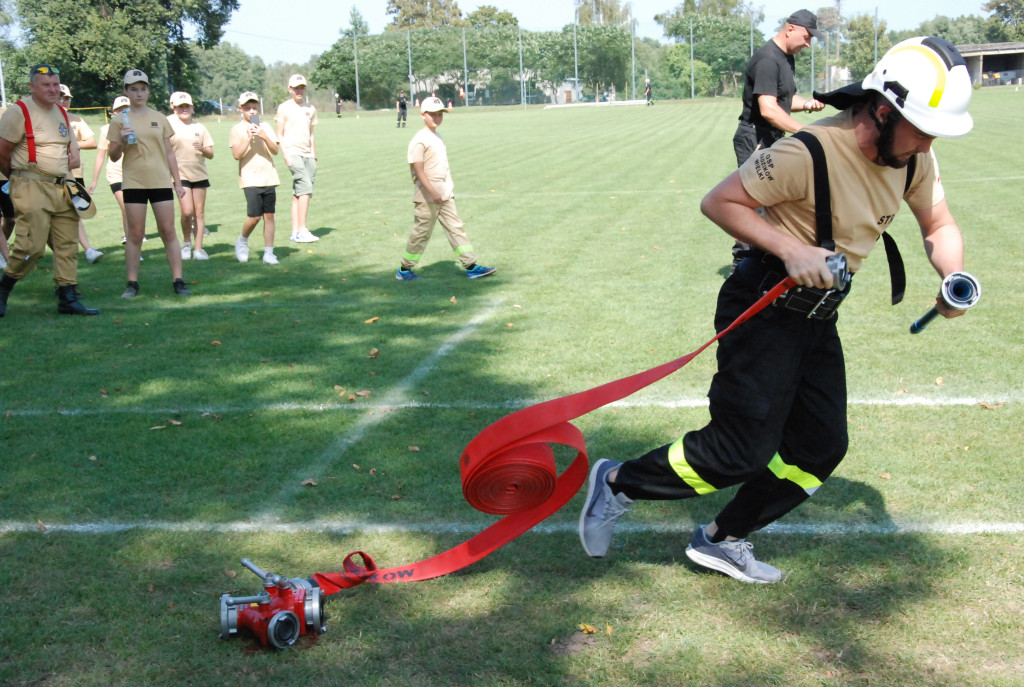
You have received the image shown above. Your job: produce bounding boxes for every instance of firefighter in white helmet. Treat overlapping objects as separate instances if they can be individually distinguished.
[579,37,976,583]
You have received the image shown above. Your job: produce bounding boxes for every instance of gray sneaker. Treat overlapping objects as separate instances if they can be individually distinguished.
[579,459,632,558]
[684,525,783,584]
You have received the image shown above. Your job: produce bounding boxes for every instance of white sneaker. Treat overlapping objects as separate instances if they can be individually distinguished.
[294,228,319,243]
[181,242,192,260]
[235,237,249,263]
[85,247,104,264]
[192,248,209,260]
[262,251,279,265]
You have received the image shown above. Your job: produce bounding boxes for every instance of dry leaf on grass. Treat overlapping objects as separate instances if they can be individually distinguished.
[225,569,237,579]
[936,376,944,385]
[364,316,379,324]
[578,623,596,634]
[166,419,181,426]
[879,472,891,479]
[368,348,379,358]
[37,520,46,532]
[150,425,166,430]
[300,478,318,487]
[979,402,1005,410]
[211,340,222,346]
[408,446,420,452]
[450,296,457,304]
[355,390,371,397]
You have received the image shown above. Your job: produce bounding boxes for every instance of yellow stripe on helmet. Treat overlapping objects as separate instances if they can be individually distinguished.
[890,44,946,108]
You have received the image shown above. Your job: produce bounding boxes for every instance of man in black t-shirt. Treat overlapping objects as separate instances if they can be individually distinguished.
[733,9,825,166]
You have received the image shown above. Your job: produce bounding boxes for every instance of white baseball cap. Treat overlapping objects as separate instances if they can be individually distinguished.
[420,96,446,113]
[123,69,149,86]
[288,74,307,88]
[238,91,260,106]
[59,84,72,98]
[170,91,193,107]
[112,96,130,110]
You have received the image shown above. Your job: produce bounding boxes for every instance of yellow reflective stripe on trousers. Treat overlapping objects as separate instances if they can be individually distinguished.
[667,437,718,495]
[403,251,422,261]
[454,244,473,256]
[767,454,822,494]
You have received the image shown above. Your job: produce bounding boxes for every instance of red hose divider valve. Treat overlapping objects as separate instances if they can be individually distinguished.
[219,557,328,649]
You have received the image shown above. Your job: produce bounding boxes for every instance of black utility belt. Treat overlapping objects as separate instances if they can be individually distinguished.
[743,249,853,321]
[772,282,851,320]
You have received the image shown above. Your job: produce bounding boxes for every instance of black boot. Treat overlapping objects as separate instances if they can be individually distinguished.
[56,284,100,315]
[0,274,17,318]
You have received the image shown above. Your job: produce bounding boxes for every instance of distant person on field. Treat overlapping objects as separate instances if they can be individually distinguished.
[396,90,408,128]
[167,91,214,261]
[729,9,826,268]
[396,96,495,281]
[107,68,190,298]
[0,64,98,317]
[275,74,319,243]
[60,84,104,265]
[231,92,281,265]
[89,96,130,248]
[645,78,652,106]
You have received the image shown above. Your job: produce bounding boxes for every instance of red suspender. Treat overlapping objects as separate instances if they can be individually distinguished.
[13,100,72,165]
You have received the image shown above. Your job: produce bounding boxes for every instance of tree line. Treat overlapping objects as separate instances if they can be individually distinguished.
[0,0,1020,111]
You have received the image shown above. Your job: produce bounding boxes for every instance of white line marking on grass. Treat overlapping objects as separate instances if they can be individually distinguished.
[3,395,1017,418]
[3,519,1023,536]
[254,299,505,520]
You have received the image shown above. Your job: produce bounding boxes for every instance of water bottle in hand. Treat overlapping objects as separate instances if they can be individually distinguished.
[122,110,137,145]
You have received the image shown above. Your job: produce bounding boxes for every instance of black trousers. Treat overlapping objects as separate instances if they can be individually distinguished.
[615,260,850,538]
[732,121,784,167]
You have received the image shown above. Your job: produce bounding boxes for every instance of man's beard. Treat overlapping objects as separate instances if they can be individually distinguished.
[875,113,911,169]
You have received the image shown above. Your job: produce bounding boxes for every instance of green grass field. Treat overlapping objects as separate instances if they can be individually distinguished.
[1,89,1022,686]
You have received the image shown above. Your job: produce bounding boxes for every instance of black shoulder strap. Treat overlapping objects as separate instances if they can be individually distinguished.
[791,130,906,305]
[791,130,834,251]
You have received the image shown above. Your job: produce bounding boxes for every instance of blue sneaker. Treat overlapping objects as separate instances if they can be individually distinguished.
[395,268,422,281]
[466,264,496,279]
[684,525,783,584]
[579,459,632,558]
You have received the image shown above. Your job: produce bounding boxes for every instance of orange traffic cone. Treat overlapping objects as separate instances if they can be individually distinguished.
[447,100,454,111]
[459,86,465,98]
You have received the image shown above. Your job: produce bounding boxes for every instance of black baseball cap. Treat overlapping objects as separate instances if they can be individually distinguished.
[786,9,821,39]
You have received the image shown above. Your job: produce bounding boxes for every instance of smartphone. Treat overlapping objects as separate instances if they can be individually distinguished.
[250,114,260,126]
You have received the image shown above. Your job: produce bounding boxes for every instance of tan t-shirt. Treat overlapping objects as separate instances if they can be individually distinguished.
[274,99,317,157]
[167,115,213,183]
[407,127,454,203]
[107,106,174,189]
[739,110,943,272]
[97,123,124,184]
[0,98,78,178]
[68,113,94,178]
[229,120,280,188]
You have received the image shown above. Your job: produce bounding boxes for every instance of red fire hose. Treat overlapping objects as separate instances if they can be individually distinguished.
[311,276,797,594]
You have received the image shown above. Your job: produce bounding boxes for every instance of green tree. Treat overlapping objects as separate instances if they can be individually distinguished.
[573,24,631,99]
[192,42,264,107]
[385,0,465,30]
[13,0,239,105]
[341,6,371,38]
[890,13,1011,44]
[985,0,1024,39]
[575,0,631,27]
[466,4,517,28]
[314,32,409,108]
[842,14,890,81]
[661,42,716,97]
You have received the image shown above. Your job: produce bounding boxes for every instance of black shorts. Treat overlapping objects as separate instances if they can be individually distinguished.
[244,186,276,217]
[123,188,174,205]
[110,183,123,194]
[182,179,211,189]
[0,184,13,219]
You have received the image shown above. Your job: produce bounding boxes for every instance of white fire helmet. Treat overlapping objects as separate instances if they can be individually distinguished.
[862,36,973,138]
